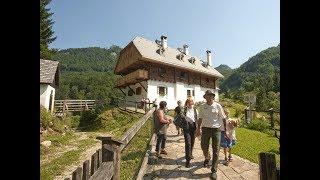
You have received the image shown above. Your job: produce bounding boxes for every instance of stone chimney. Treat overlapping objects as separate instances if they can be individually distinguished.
[206,50,212,67]
[161,35,167,49]
[183,44,189,55]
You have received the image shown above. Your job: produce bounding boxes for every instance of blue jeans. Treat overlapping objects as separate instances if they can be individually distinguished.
[155,133,167,152]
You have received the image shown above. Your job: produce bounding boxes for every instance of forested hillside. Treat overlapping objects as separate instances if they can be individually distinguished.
[215,64,234,85]
[220,44,280,111]
[53,46,125,103]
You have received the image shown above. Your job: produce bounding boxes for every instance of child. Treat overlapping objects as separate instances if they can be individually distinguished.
[220,110,240,165]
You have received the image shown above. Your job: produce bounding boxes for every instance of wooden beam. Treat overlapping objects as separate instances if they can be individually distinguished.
[174,67,176,83]
[138,82,147,92]
[128,85,135,94]
[119,88,126,96]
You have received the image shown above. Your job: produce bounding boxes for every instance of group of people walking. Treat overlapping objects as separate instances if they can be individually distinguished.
[153,90,239,180]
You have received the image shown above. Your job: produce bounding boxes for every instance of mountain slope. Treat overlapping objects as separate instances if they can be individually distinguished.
[215,64,234,85]
[53,46,121,73]
[220,45,280,110]
[52,46,124,103]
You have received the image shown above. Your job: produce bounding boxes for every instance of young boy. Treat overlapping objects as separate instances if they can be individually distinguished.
[220,110,240,165]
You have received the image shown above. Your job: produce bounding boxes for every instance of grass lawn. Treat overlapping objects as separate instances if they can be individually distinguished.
[120,119,152,179]
[232,127,280,166]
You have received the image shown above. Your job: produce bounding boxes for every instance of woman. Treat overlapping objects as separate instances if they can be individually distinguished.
[183,97,198,167]
[174,100,183,135]
[154,101,172,158]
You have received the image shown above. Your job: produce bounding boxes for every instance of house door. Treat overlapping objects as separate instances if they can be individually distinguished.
[48,90,54,112]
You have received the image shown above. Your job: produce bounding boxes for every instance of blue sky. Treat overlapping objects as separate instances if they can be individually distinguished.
[48,0,279,69]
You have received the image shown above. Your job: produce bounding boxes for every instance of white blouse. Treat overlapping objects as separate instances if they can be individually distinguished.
[185,107,198,123]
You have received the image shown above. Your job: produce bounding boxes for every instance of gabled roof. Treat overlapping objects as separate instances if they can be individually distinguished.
[132,36,224,78]
[40,59,59,85]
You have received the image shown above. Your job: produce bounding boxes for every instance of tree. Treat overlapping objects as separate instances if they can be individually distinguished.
[40,0,56,59]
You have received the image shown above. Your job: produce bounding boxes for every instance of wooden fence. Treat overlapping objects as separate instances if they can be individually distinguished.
[117,98,155,114]
[64,107,155,180]
[54,100,96,114]
[244,108,280,139]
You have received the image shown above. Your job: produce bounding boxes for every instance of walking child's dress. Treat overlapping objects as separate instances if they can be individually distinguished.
[220,118,237,148]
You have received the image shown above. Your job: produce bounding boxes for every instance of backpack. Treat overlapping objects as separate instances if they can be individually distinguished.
[174,107,198,129]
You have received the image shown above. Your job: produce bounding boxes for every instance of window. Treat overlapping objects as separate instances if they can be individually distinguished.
[136,87,142,95]
[158,86,167,96]
[180,71,187,79]
[192,90,195,97]
[128,89,134,96]
[159,67,166,77]
[187,90,191,97]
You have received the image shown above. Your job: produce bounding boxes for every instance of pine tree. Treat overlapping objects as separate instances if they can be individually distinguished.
[40,0,56,59]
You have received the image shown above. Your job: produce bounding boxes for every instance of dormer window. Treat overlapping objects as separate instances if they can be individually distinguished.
[176,53,184,61]
[156,48,165,56]
[202,61,209,67]
[188,57,196,64]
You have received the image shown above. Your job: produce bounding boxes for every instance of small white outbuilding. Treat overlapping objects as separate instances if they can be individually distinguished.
[40,59,59,113]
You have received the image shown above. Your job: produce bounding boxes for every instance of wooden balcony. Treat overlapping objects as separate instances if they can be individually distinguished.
[115,69,149,88]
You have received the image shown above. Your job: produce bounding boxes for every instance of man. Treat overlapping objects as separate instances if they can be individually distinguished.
[196,90,227,180]
[154,101,172,158]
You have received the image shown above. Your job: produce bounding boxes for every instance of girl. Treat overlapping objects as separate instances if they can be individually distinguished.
[220,109,240,165]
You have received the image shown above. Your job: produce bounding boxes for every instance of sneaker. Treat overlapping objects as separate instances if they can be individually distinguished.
[228,155,233,162]
[160,150,168,155]
[203,159,209,167]
[210,173,217,180]
[156,153,162,159]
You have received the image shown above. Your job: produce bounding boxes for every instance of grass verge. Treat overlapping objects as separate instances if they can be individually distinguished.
[120,119,152,179]
[40,136,97,180]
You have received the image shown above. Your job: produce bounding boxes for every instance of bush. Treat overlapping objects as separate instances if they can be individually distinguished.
[78,109,101,130]
[245,118,270,133]
[40,106,53,128]
[71,115,81,128]
[40,105,70,133]
[234,105,244,118]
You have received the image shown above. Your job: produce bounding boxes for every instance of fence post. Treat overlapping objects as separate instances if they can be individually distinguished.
[144,103,147,114]
[82,160,90,180]
[135,102,138,113]
[259,152,277,180]
[72,167,82,180]
[96,136,123,180]
[244,108,248,123]
[269,108,274,128]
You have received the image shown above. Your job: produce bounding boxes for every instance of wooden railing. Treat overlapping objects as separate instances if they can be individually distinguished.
[259,153,280,180]
[116,98,155,114]
[54,100,95,113]
[64,108,155,180]
[115,69,149,88]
